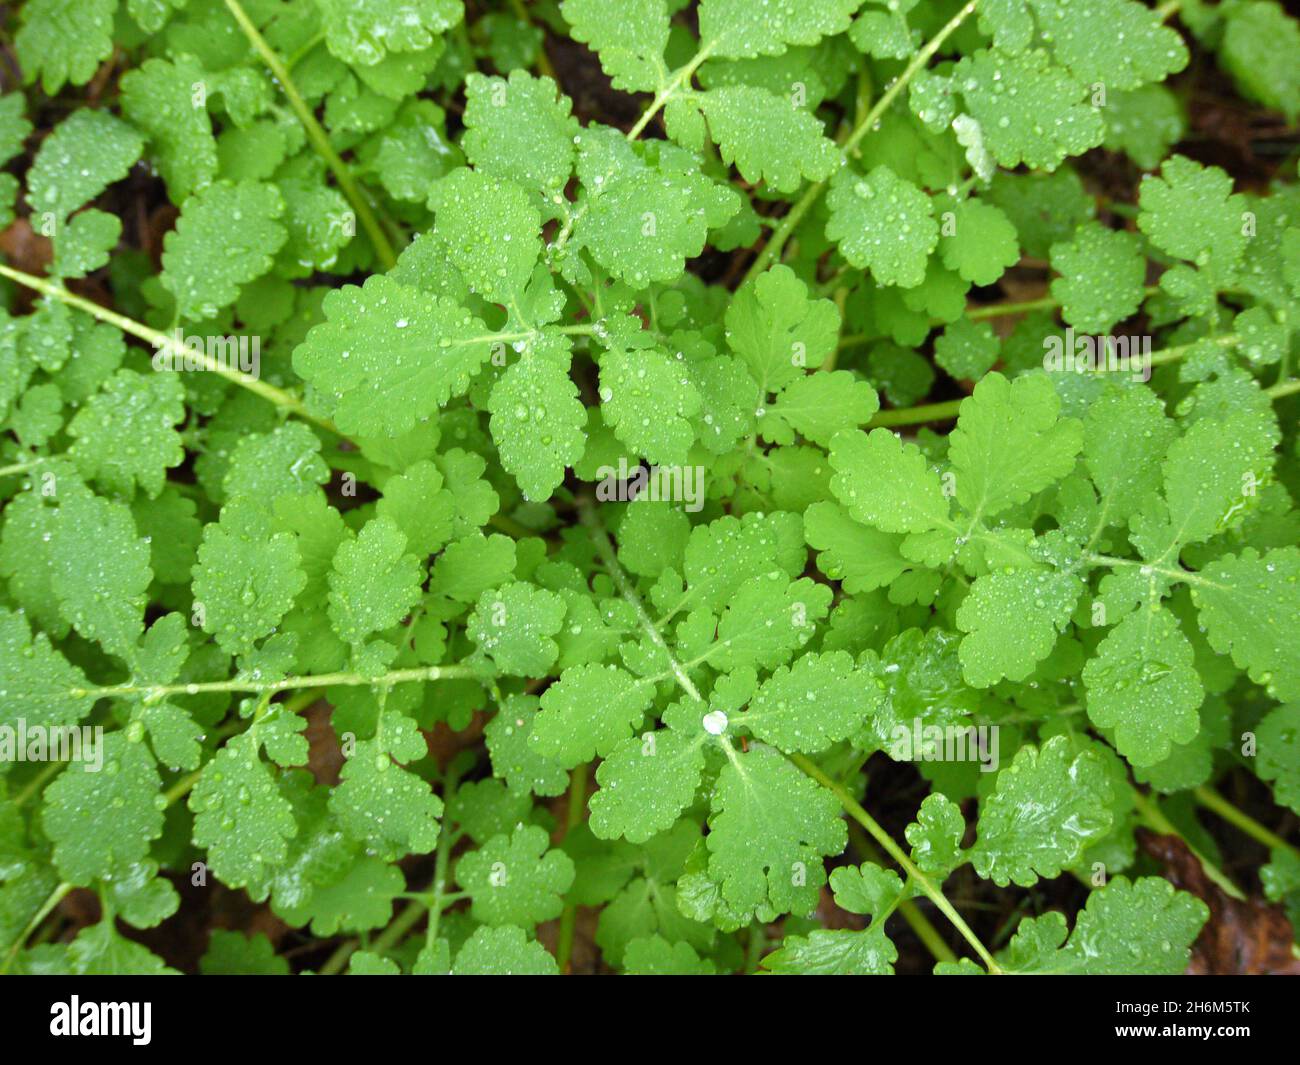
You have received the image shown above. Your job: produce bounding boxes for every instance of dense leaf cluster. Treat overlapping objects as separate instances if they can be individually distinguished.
[1,0,1298,975]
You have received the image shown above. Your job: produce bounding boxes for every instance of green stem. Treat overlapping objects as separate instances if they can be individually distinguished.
[789,753,1000,973]
[1131,790,1246,901]
[577,496,703,701]
[744,922,766,972]
[1266,378,1300,400]
[223,0,398,270]
[1194,785,1300,860]
[868,398,964,428]
[0,263,336,433]
[12,760,63,807]
[0,456,45,477]
[966,295,1061,321]
[626,43,715,141]
[556,762,589,973]
[847,823,957,964]
[68,663,480,702]
[1,882,72,973]
[742,0,980,285]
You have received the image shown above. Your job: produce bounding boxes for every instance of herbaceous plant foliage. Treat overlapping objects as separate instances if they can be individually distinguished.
[0,0,1298,975]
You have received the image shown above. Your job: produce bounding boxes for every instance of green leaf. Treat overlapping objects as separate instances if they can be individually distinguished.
[700,85,838,193]
[599,346,701,465]
[1255,704,1300,814]
[826,165,938,288]
[66,918,178,975]
[905,793,966,876]
[957,565,1083,687]
[761,924,897,974]
[462,70,578,197]
[468,581,565,676]
[485,693,570,798]
[532,664,655,767]
[27,109,143,222]
[330,712,442,859]
[189,734,297,890]
[1082,386,1177,531]
[161,181,287,321]
[699,0,860,58]
[829,861,904,917]
[430,168,540,304]
[740,651,871,753]
[561,0,669,93]
[954,49,1104,172]
[42,734,164,884]
[49,489,152,662]
[1192,547,1300,703]
[293,275,494,437]
[939,198,1020,286]
[949,372,1083,520]
[725,265,839,392]
[623,935,716,974]
[1050,223,1147,333]
[68,369,185,499]
[572,131,738,288]
[1220,1,1300,123]
[488,350,587,501]
[0,607,93,735]
[315,0,462,66]
[590,726,707,844]
[16,0,115,94]
[451,924,559,975]
[192,501,307,658]
[1138,155,1246,279]
[1001,876,1207,974]
[120,57,218,202]
[456,824,575,927]
[829,427,950,535]
[971,736,1113,886]
[707,744,847,918]
[328,517,424,648]
[1083,607,1203,767]
[769,370,879,448]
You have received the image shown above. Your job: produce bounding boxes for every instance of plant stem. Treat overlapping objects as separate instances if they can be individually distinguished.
[788,753,1001,973]
[742,0,980,285]
[0,264,336,432]
[868,398,964,428]
[1,882,72,973]
[578,496,704,701]
[626,43,715,141]
[556,762,589,973]
[847,822,957,964]
[67,663,480,701]
[1194,785,1300,860]
[1131,790,1246,901]
[1266,378,1300,399]
[223,0,398,270]
[0,456,46,477]
[12,761,63,807]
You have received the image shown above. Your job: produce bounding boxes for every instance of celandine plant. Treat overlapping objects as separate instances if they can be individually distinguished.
[0,0,1297,976]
